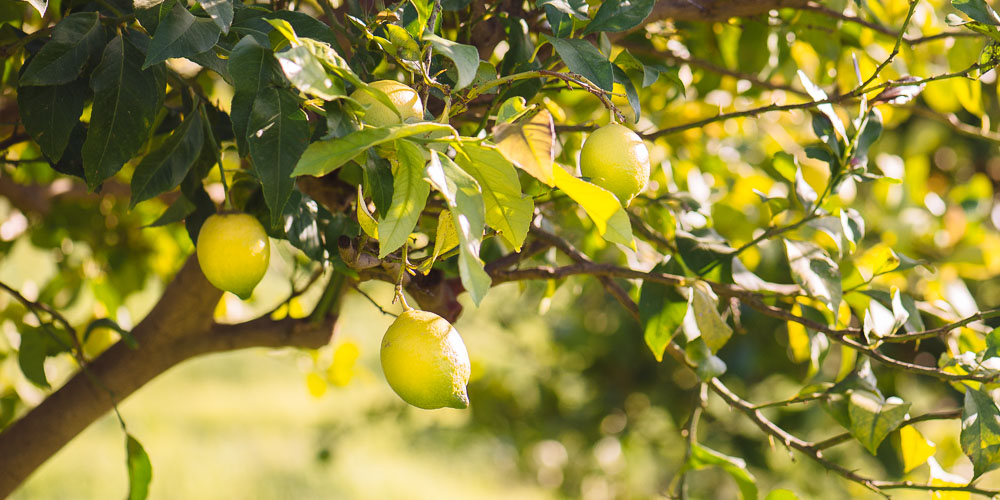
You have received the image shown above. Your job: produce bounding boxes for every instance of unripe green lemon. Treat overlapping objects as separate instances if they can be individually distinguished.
[350,80,423,127]
[196,213,270,300]
[380,309,471,410]
[579,123,650,206]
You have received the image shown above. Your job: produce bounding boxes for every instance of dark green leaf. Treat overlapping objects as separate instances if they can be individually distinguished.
[377,140,430,258]
[962,388,1000,477]
[276,44,345,100]
[20,12,105,86]
[738,19,770,75]
[18,329,49,388]
[82,34,165,190]
[198,0,233,34]
[17,77,88,162]
[424,32,479,90]
[536,0,588,19]
[542,35,613,91]
[425,151,491,305]
[228,36,283,156]
[582,0,654,34]
[126,434,153,500]
[638,258,688,361]
[953,0,1000,25]
[612,64,640,123]
[130,108,204,208]
[281,189,326,261]
[144,0,221,69]
[675,230,734,281]
[848,390,910,454]
[247,87,310,228]
[147,194,197,227]
[362,152,394,218]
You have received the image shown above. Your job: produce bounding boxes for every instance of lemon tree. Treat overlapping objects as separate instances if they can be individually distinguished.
[4,0,1000,499]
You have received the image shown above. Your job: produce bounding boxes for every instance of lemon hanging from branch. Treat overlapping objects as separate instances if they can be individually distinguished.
[579,123,650,207]
[196,213,270,300]
[380,309,471,410]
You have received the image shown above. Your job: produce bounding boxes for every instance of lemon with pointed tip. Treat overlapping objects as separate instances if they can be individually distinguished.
[196,213,270,300]
[380,309,471,410]
[580,123,650,206]
[350,80,423,127]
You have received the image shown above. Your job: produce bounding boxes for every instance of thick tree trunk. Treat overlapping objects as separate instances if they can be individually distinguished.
[0,257,336,497]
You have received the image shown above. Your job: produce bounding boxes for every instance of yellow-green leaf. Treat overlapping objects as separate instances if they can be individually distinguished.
[357,185,379,239]
[552,166,634,248]
[494,110,555,186]
[898,424,936,473]
[455,144,533,251]
[419,209,460,274]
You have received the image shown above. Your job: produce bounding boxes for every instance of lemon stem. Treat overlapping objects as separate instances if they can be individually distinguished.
[395,243,413,311]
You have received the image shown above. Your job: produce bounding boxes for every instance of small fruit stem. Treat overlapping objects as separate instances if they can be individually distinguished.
[394,243,413,311]
[200,104,231,210]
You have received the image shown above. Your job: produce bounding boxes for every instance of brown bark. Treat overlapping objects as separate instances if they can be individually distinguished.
[0,257,336,497]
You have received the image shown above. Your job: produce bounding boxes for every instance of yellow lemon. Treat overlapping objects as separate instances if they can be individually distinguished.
[579,123,650,206]
[196,213,270,300]
[380,309,471,409]
[350,80,423,127]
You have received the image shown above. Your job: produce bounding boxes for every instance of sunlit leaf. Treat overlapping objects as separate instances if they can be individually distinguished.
[125,434,152,500]
[552,167,634,248]
[848,391,910,454]
[898,425,936,473]
[293,122,455,177]
[685,443,757,500]
[494,110,556,186]
[785,239,841,314]
[455,144,533,251]
[377,140,430,258]
[961,387,1000,478]
[638,258,688,362]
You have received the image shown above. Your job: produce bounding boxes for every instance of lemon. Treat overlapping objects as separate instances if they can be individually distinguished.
[380,309,471,409]
[350,80,423,127]
[196,213,270,300]
[579,123,650,206]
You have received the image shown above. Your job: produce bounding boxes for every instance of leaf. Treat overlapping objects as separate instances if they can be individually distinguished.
[425,152,491,305]
[536,0,589,19]
[454,144,533,251]
[276,45,345,101]
[18,329,49,388]
[552,167,635,248]
[147,194,196,227]
[198,0,233,34]
[378,140,430,258]
[496,96,529,124]
[125,434,153,500]
[144,0,222,69]
[638,258,688,361]
[784,239,841,314]
[293,123,455,177]
[19,12,106,86]
[685,443,757,500]
[961,387,1000,478]
[17,77,88,162]
[494,110,556,186]
[612,64,640,123]
[582,0,655,34]
[794,166,818,211]
[361,152,395,217]
[928,457,972,500]
[83,317,137,348]
[685,281,733,353]
[898,424,936,473]
[21,0,47,16]
[82,34,165,191]
[797,70,847,142]
[871,76,926,106]
[228,36,283,156]
[423,32,479,90]
[685,338,727,380]
[543,35,613,91]
[356,185,379,239]
[247,87,311,228]
[848,391,910,454]
[953,0,1000,26]
[675,230,734,281]
[280,189,327,261]
[419,209,460,273]
[130,108,204,208]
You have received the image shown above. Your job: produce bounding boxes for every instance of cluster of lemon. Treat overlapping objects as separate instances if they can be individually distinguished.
[195,80,649,410]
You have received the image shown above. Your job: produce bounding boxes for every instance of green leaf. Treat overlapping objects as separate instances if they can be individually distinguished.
[797,70,847,142]
[357,185,379,240]
[582,0,655,35]
[247,87,310,228]
[675,230,734,281]
[494,110,556,186]
[125,434,153,500]
[685,338,727,380]
[536,0,589,19]
[784,239,841,314]
[423,32,479,90]
[362,152,395,217]
[130,107,204,208]
[542,35,613,91]
[738,18,770,75]
[552,167,635,248]
[765,490,800,500]
[17,329,49,388]
[612,64,640,123]
[638,258,688,361]
[425,152,491,305]
[144,0,222,69]
[953,0,1000,25]
[82,34,165,190]
[281,189,327,261]
[228,36,283,156]
[83,318,136,348]
[407,0,434,37]
[454,144,533,251]
[198,0,233,34]
[419,209,460,273]
[961,387,1000,478]
[17,77,88,162]
[19,12,106,86]
[686,281,733,353]
[293,122,454,177]
[147,194,197,227]
[794,166,818,211]
[275,44,345,101]
[848,390,910,455]
[686,444,757,500]
[20,0,47,16]
[378,140,430,258]
[383,24,421,60]
[495,96,529,124]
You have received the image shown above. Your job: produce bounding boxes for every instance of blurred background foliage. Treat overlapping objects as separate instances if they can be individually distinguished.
[3,0,1000,498]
